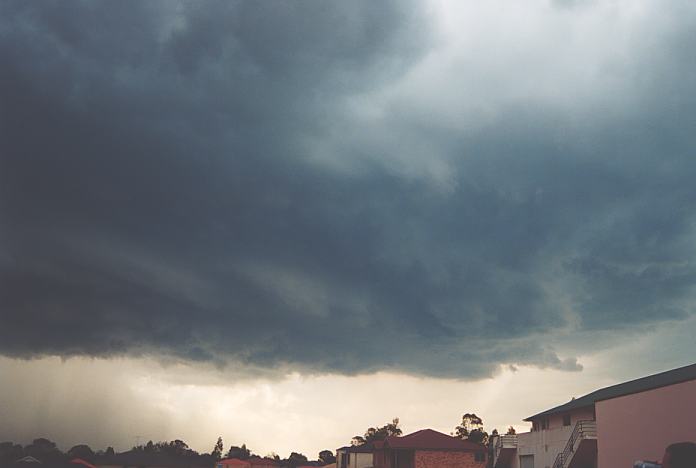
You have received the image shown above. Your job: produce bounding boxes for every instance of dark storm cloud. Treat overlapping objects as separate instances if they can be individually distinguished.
[1,0,695,378]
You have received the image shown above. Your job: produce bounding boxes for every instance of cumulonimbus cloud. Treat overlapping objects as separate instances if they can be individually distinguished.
[1,0,695,378]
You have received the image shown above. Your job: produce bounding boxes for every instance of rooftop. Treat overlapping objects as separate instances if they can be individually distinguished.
[380,429,485,452]
[525,362,696,421]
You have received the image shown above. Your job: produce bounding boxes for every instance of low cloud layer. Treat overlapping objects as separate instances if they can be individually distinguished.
[1,0,696,378]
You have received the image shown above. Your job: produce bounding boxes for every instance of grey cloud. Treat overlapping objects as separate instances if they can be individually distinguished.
[1,0,695,379]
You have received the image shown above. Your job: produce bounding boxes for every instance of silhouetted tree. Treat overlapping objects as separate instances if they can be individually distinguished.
[353,418,402,445]
[0,442,24,464]
[68,444,95,459]
[105,447,115,457]
[287,452,308,467]
[506,426,516,435]
[319,450,336,464]
[453,413,488,445]
[25,438,64,464]
[227,444,251,460]
[212,437,224,460]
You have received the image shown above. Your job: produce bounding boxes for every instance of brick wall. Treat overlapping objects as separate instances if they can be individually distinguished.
[414,450,485,468]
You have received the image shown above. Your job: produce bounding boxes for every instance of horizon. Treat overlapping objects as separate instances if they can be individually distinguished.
[2,0,696,462]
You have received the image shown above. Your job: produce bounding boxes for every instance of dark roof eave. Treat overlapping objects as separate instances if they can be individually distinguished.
[523,362,696,421]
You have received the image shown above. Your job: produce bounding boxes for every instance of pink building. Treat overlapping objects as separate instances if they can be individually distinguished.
[492,363,696,468]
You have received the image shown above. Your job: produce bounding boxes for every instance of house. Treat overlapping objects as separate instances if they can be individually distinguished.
[372,429,486,468]
[336,444,374,468]
[491,362,696,468]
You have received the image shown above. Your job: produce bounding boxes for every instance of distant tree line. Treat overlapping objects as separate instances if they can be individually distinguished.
[0,437,336,468]
[2,413,501,467]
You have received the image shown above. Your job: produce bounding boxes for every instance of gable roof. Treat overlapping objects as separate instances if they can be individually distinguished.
[382,429,484,452]
[525,362,696,421]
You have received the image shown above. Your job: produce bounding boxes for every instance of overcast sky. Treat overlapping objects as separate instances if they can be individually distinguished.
[1,0,696,459]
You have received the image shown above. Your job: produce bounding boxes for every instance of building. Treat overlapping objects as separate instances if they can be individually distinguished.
[336,444,375,468]
[373,429,486,468]
[491,363,696,468]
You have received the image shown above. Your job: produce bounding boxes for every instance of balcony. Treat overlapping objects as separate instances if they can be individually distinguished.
[493,435,518,468]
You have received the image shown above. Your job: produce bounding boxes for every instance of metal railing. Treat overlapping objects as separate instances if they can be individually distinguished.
[552,420,597,468]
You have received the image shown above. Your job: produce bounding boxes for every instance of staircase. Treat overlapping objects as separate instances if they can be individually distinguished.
[552,420,597,468]
[493,435,518,468]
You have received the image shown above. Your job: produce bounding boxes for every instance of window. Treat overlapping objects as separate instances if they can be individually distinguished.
[475,452,486,462]
[563,414,571,426]
[520,454,534,468]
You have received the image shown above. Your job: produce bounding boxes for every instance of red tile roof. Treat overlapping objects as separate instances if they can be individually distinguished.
[248,457,280,466]
[383,429,485,452]
[219,458,252,466]
[70,458,96,468]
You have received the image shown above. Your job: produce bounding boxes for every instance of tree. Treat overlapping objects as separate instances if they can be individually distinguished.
[453,413,488,445]
[506,426,516,435]
[353,418,402,445]
[212,437,224,460]
[67,444,94,459]
[319,450,336,464]
[227,444,251,460]
[287,452,308,467]
[105,447,115,457]
[25,438,64,464]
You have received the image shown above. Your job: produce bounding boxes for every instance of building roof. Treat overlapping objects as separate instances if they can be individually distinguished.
[524,362,696,421]
[219,458,252,466]
[248,457,280,466]
[381,429,485,452]
[70,458,96,468]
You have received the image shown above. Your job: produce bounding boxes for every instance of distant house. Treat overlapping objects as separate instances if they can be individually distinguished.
[491,362,696,468]
[372,429,486,468]
[336,444,374,468]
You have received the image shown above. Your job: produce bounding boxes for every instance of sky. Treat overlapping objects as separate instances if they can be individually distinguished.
[1,0,696,459]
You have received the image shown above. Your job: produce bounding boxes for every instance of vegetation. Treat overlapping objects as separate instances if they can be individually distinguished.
[0,437,332,467]
[351,417,402,445]
[453,412,489,445]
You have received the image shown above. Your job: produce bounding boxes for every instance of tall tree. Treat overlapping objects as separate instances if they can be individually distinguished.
[212,437,224,460]
[453,413,488,445]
